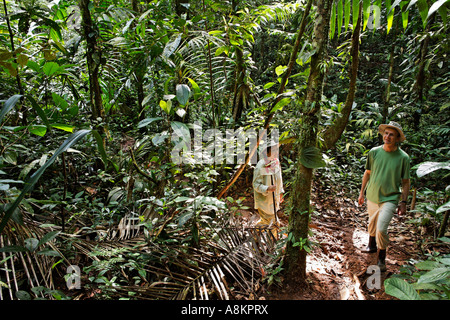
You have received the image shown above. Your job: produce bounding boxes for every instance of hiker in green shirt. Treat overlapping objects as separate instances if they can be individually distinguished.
[358,121,411,272]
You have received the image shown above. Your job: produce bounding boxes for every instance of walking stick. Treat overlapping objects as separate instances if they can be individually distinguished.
[270,174,279,239]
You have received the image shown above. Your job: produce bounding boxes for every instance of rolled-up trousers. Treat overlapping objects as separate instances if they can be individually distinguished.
[367,200,397,250]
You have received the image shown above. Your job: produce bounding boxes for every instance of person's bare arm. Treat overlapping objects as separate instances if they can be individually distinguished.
[397,178,410,215]
[358,170,371,206]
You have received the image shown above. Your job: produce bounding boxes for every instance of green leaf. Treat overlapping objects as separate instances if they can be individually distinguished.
[330,1,336,39]
[29,125,47,137]
[400,1,409,29]
[275,65,287,76]
[416,161,450,177]
[43,62,60,77]
[384,278,421,300]
[416,0,429,29]
[0,245,27,253]
[0,130,91,233]
[37,230,60,247]
[52,92,68,109]
[176,84,191,106]
[337,0,343,38]
[363,0,371,30]
[352,0,360,29]
[300,147,326,169]
[26,95,51,130]
[264,82,275,90]
[0,94,22,123]
[386,0,394,34]
[271,97,291,113]
[436,200,450,214]
[344,0,350,32]
[160,100,172,115]
[91,130,108,169]
[51,124,74,133]
[418,268,450,284]
[187,78,200,95]
[137,117,163,128]
[427,0,447,20]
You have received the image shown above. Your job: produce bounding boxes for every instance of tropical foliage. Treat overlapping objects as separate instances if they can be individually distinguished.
[1,0,449,300]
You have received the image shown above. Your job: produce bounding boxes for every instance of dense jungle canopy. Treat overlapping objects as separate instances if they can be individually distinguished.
[0,0,449,302]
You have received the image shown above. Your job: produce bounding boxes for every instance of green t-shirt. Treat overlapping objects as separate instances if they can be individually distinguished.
[365,145,410,204]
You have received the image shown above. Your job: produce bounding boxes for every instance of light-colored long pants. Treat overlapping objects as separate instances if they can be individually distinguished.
[367,200,397,250]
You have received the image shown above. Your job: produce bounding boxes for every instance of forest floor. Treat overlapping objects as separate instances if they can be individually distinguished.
[228,177,424,300]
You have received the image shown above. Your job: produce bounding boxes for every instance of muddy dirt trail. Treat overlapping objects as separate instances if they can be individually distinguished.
[230,182,421,300]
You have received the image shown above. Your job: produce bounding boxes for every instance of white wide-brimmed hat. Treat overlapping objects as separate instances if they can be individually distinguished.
[378,121,406,142]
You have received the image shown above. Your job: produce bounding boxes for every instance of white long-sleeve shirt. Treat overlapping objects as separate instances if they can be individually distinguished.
[252,157,284,215]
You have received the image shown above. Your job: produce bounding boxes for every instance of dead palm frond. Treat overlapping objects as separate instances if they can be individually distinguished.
[70,214,277,300]
[0,215,67,300]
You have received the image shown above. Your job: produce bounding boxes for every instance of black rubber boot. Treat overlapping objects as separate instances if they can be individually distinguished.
[361,236,377,253]
[377,249,387,272]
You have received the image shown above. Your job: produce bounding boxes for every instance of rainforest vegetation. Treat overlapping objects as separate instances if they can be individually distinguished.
[0,0,449,301]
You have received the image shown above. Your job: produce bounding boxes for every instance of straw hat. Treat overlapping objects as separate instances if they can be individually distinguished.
[378,121,406,142]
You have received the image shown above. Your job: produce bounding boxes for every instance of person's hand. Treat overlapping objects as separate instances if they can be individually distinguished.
[358,193,365,206]
[267,185,276,192]
[397,202,407,216]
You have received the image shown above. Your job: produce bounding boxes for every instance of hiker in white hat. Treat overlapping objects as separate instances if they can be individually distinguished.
[252,139,284,236]
[358,121,411,271]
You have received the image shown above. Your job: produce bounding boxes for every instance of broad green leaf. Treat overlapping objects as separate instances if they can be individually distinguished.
[418,268,450,284]
[271,97,291,113]
[264,82,275,90]
[176,84,190,106]
[275,65,287,76]
[29,125,47,137]
[187,78,200,95]
[427,0,447,20]
[436,200,450,214]
[0,94,22,123]
[17,54,28,67]
[300,147,326,169]
[52,93,68,109]
[137,117,163,128]
[415,260,442,271]
[43,62,60,77]
[416,0,429,29]
[384,278,421,300]
[160,100,172,114]
[171,121,190,141]
[416,161,450,177]
[3,150,17,165]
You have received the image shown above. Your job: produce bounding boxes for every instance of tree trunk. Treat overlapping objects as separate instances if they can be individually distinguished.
[79,0,107,139]
[284,0,332,285]
[3,0,25,125]
[232,44,247,123]
[321,2,362,151]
